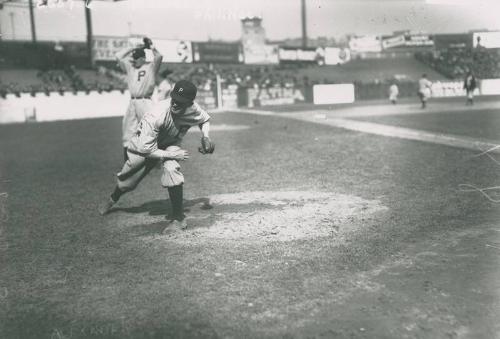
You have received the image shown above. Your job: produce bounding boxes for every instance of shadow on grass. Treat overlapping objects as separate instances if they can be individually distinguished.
[112,197,213,216]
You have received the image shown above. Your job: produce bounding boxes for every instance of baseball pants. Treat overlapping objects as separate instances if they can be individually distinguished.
[116,146,185,192]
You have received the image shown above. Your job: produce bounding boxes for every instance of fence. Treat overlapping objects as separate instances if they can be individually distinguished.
[1,79,499,124]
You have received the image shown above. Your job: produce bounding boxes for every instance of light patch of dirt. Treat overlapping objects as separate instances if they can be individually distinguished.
[164,191,387,243]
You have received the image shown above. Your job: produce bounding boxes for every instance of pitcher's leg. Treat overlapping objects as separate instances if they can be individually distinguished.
[161,158,185,221]
[122,101,138,161]
[99,151,158,215]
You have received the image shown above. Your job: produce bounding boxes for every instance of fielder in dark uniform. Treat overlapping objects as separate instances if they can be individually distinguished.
[463,70,477,106]
[98,80,215,233]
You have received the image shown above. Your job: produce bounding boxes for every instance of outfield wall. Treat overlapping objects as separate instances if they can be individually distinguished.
[1,79,500,124]
[0,91,128,124]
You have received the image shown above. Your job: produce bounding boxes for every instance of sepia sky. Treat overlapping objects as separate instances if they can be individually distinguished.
[0,0,499,41]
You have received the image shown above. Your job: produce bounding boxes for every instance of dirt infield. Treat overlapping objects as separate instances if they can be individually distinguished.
[159,191,387,243]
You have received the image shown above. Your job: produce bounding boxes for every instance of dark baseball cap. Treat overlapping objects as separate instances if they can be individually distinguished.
[132,48,146,60]
[170,80,197,104]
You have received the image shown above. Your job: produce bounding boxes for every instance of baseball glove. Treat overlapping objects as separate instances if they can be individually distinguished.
[198,136,215,154]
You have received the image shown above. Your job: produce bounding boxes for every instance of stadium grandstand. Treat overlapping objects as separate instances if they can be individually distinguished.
[1,1,500,104]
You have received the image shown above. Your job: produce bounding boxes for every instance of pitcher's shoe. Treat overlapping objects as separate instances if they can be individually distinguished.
[98,197,116,216]
[162,219,187,235]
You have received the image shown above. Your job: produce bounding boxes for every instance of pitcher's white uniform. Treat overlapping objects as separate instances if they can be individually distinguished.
[117,98,210,191]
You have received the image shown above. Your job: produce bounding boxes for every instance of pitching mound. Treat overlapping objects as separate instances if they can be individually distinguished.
[187,124,250,132]
[166,191,387,243]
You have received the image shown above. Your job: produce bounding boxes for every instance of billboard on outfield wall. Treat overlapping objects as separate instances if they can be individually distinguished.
[381,35,406,49]
[404,34,434,47]
[324,47,351,65]
[473,32,500,49]
[348,36,382,52]
[479,79,500,95]
[92,36,129,61]
[433,34,471,50]
[193,42,244,63]
[243,44,279,64]
[278,47,324,64]
[247,87,305,107]
[313,84,355,105]
[430,81,476,98]
[92,37,193,63]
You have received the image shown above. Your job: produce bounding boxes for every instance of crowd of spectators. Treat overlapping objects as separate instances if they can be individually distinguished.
[4,46,498,99]
[415,46,500,79]
[157,63,314,92]
[0,61,405,99]
[0,65,128,98]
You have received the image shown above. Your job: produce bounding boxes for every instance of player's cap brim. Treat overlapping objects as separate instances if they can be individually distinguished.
[170,91,193,104]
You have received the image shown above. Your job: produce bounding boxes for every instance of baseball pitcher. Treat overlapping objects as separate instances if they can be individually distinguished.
[99,80,215,234]
[116,37,163,160]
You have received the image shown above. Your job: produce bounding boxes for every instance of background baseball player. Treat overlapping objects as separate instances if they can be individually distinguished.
[116,37,163,161]
[418,73,432,109]
[98,80,215,233]
[388,81,399,105]
[463,70,477,106]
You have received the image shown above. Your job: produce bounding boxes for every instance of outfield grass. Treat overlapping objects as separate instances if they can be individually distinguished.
[1,110,499,338]
[351,108,500,142]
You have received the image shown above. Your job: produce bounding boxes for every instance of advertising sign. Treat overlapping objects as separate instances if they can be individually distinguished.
[348,36,382,52]
[404,34,434,47]
[480,79,500,95]
[324,47,351,65]
[278,47,323,64]
[313,84,355,105]
[93,37,193,63]
[154,39,193,63]
[92,36,128,61]
[193,42,243,63]
[382,35,406,49]
[433,34,471,49]
[473,31,500,49]
[243,44,279,64]
[247,87,304,107]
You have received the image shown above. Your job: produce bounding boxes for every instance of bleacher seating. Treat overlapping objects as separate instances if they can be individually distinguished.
[415,47,500,79]
[3,44,496,100]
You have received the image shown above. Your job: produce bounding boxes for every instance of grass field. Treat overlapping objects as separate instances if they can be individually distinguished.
[1,101,500,338]
[351,108,500,142]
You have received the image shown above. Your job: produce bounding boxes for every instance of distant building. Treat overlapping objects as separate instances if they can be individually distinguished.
[241,16,266,47]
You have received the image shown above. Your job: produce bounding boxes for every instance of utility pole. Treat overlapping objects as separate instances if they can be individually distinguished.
[85,1,94,67]
[301,0,307,48]
[28,0,37,43]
